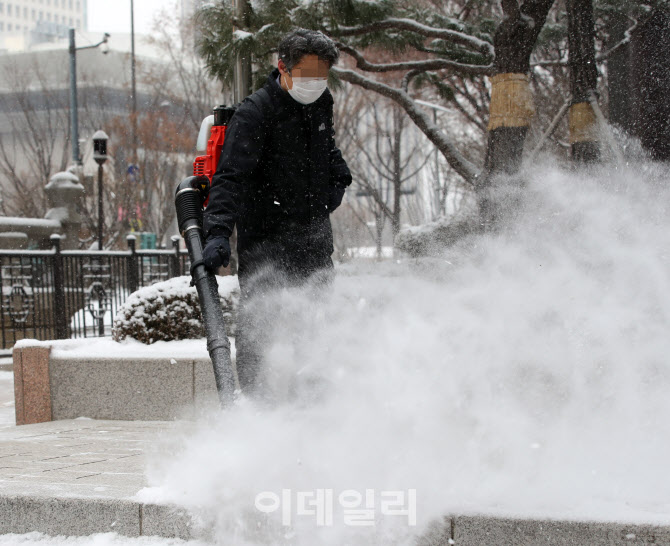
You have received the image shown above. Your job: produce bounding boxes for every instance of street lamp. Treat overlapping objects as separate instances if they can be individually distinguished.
[130,0,137,162]
[92,130,109,251]
[69,29,110,166]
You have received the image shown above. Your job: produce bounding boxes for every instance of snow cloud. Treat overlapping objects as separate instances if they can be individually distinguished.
[139,160,670,544]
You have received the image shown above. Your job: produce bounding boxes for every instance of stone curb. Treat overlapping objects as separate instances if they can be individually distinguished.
[0,494,197,540]
[2,492,670,544]
[416,515,670,545]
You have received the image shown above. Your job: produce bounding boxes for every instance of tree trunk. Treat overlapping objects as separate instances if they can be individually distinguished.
[607,8,670,161]
[630,9,670,161]
[375,211,383,260]
[568,0,599,162]
[392,107,402,239]
[607,7,632,133]
[479,0,555,226]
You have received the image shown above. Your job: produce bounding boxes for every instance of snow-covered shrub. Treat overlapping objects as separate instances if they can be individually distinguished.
[395,215,479,257]
[112,275,239,344]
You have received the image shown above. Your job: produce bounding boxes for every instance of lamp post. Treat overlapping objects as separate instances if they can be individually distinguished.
[69,30,110,166]
[92,131,109,250]
[130,0,137,162]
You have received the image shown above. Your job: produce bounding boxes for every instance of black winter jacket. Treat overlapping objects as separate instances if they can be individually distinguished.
[203,69,352,268]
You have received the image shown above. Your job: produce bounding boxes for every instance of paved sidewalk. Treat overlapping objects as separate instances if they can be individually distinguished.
[2,374,670,544]
[0,371,13,429]
[0,372,198,540]
[0,418,195,539]
[0,350,12,372]
[0,419,162,499]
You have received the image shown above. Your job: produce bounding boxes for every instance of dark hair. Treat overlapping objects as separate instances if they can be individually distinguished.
[278,29,339,70]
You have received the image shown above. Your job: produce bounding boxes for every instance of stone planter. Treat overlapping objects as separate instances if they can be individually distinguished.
[12,339,223,425]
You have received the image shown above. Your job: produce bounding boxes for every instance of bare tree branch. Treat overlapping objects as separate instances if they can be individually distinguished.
[332,67,479,184]
[332,17,495,58]
[594,15,640,61]
[532,16,641,68]
[336,42,493,76]
[355,178,395,219]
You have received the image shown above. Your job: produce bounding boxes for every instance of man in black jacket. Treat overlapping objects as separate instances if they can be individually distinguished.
[202,29,352,395]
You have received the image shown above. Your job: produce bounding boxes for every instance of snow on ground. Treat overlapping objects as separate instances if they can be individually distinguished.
[15,338,211,360]
[70,309,113,338]
[345,246,394,259]
[134,161,670,545]
[0,371,14,429]
[44,337,235,362]
[0,533,207,546]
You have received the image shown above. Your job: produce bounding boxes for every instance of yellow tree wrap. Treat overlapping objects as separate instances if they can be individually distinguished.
[568,102,598,143]
[487,73,536,131]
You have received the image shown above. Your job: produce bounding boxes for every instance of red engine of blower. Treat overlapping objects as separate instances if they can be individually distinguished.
[192,105,236,206]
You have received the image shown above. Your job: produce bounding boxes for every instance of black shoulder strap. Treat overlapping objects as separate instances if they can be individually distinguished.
[247,88,273,123]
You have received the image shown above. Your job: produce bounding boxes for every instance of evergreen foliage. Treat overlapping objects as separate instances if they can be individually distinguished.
[112,275,239,344]
[195,0,494,93]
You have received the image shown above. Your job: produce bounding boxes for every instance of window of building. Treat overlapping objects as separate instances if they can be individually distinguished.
[68,0,72,9]
[46,12,50,20]
[32,9,35,19]
[0,23,3,31]
[23,6,27,17]
[54,0,58,6]
[7,4,11,16]
[68,17,72,25]
[76,19,80,29]
[0,3,4,14]
[76,0,79,10]
[7,23,12,31]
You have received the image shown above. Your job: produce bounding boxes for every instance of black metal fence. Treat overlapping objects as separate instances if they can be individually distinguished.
[0,235,190,349]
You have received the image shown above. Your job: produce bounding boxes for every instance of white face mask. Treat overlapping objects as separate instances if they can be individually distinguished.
[287,76,327,105]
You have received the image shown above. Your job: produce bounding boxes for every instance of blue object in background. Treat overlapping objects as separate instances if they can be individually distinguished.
[138,232,156,249]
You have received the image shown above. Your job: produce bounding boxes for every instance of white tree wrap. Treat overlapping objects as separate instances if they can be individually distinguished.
[568,102,598,143]
[487,73,536,131]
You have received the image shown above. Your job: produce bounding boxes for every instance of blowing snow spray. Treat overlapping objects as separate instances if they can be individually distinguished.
[175,105,236,406]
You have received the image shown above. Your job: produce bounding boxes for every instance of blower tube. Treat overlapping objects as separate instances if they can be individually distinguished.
[175,176,236,406]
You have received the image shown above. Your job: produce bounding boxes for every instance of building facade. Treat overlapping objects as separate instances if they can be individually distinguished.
[0,0,87,51]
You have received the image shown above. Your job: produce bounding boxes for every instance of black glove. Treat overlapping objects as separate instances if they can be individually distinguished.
[328,186,346,212]
[202,236,231,271]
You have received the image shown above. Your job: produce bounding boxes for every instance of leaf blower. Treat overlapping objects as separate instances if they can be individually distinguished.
[175,105,236,406]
